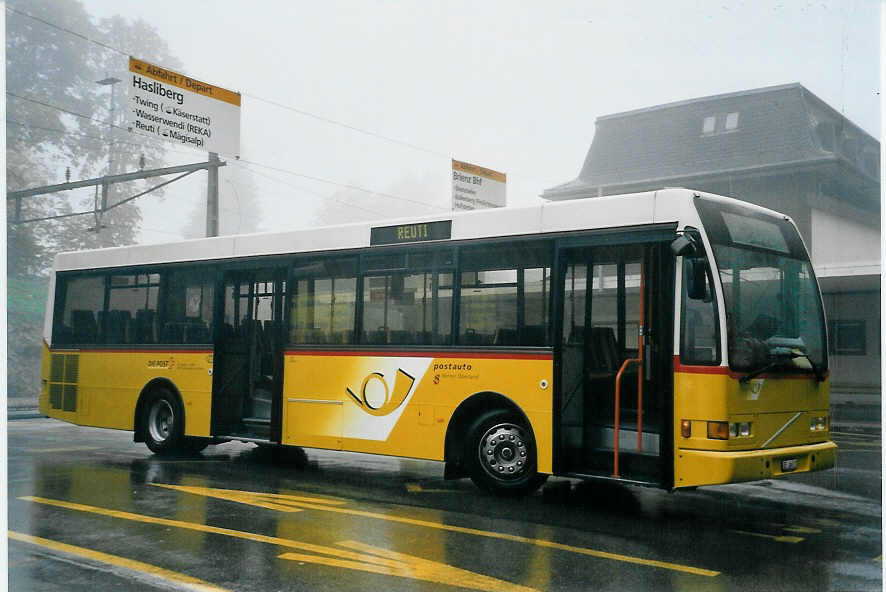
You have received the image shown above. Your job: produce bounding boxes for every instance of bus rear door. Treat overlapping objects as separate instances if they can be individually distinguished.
[212,268,286,442]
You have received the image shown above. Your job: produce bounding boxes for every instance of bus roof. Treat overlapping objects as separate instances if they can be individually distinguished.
[51,188,782,272]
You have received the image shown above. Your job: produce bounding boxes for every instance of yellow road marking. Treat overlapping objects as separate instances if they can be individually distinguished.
[280,540,536,592]
[728,529,804,543]
[8,530,228,592]
[154,484,720,577]
[783,525,822,534]
[19,497,533,592]
[31,447,100,453]
[154,485,345,512]
[405,482,463,494]
[874,555,881,563]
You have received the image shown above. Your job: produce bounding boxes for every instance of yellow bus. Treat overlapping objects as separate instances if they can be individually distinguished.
[40,188,836,495]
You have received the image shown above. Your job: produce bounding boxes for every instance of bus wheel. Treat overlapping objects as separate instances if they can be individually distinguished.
[465,409,547,497]
[144,389,185,454]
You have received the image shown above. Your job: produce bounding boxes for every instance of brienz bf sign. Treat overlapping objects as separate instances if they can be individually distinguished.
[451,159,506,211]
[126,57,241,158]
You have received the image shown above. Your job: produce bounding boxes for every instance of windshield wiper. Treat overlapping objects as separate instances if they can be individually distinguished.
[739,348,825,383]
[790,351,826,382]
[738,359,786,384]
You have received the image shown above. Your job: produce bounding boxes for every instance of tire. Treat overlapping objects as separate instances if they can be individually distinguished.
[465,409,547,497]
[144,388,186,455]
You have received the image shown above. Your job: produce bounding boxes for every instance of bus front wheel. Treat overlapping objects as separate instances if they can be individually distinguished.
[144,388,186,455]
[465,409,547,497]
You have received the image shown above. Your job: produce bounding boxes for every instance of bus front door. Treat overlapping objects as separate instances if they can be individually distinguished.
[212,268,286,442]
[558,242,674,484]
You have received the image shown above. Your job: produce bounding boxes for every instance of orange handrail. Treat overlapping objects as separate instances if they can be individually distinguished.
[612,357,640,478]
[613,250,646,478]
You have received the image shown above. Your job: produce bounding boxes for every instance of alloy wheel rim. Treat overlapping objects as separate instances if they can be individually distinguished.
[478,422,529,481]
[148,399,174,443]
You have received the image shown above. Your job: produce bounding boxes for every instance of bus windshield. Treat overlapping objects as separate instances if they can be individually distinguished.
[695,198,827,374]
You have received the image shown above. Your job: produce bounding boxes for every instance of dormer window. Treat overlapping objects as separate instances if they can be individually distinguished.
[725,112,740,130]
[702,116,716,134]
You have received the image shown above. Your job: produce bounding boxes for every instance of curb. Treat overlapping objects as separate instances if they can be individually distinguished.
[7,407,43,421]
[830,423,881,435]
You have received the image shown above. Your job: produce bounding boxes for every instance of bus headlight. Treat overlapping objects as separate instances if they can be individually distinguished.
[739,422,751,437]
[810,416,827,431]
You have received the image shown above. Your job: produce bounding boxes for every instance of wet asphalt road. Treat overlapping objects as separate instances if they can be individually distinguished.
[8,418,882,591]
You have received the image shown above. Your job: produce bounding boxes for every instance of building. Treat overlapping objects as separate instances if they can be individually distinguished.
[543,83,880,393]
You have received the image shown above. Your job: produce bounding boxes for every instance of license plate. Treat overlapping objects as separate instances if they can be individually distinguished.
[781,458,798,472]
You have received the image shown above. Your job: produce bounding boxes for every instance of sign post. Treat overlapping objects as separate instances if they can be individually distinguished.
[451,159,506,211]
[126,57,241,158]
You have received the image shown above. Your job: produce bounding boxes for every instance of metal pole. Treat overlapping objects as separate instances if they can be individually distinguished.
[206,152,219,237]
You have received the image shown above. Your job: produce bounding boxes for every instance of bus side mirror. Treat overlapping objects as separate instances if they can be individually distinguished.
[686,260,708,301]
[670,235,697,257]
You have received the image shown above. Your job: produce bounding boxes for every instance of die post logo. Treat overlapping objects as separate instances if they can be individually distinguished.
[346,369,416,417]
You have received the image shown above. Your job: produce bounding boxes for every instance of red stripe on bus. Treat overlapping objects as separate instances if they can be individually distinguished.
[49,348,213,354]
[285,350,553,360]
[673,356,829,380]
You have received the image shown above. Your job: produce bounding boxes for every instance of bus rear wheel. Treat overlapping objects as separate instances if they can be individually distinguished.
[144,388,185,455]
[465,409,547,497]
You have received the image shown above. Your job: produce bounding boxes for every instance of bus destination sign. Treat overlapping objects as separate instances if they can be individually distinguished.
[370,220,452,246]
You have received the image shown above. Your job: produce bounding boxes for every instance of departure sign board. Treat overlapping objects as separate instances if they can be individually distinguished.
[126,57,241,157]
[370,220,452,246]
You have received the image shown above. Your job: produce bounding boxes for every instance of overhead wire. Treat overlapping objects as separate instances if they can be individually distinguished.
[6,4,449,160]
[7,3,453,225]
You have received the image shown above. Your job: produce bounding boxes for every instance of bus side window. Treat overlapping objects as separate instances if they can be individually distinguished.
[458,241,552,347]
[55,274,105,345]
[680,257,720,364]
[108,273,161,345]
[291,258,358,345]
[160,268,215,345]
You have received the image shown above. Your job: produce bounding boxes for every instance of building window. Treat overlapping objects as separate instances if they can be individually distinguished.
[725,112,740,130]
[828,320,866,356]
[702,116,716,134]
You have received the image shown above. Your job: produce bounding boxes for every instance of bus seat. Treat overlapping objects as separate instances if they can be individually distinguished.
[568,326,585,344]
[71,310,97,343]
[367,327,388,344]
[493,328,518,345]
[389,330,410,345]
[106,310,131,344]
[135,310,156,344]
[462,328,483,345]
[162,322,183,344]
[187,322,210,343]
[589,327,618,373]
[521,325,547,345]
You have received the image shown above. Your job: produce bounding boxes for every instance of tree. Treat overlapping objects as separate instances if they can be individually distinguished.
[6,0,183,398]
[6,0,183,274]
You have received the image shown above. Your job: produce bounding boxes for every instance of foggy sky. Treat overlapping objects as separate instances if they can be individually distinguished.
[77,0,881,244]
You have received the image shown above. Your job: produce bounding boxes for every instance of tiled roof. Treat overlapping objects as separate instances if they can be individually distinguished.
[544,83,878,199]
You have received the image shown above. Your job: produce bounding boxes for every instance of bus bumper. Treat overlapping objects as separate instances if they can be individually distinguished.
[675,440,836,488]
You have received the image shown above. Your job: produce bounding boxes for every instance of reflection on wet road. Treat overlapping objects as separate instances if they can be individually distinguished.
[8,419,882,591]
